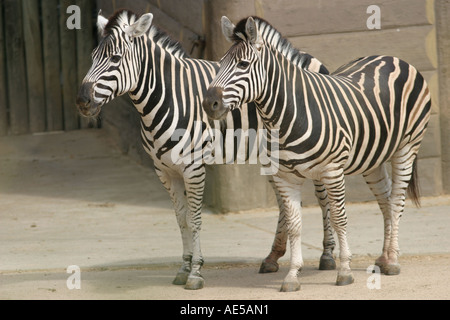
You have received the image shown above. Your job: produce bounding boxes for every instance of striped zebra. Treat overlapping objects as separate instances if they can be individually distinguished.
[76,10,333,290]
[203,16,431,292]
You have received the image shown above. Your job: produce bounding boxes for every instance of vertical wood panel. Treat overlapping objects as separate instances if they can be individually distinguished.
[0,2,8,136]
[436,0,450,193]
[4,0,29,135]
[76,0,95,128]
[60,0,80,131]
[42,0,64,131]
[22,0,46,133]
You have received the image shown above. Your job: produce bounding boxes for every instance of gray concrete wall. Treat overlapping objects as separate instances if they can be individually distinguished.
[95,0,448,212]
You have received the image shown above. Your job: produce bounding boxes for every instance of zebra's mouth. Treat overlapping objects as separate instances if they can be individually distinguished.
[208,105,230,120]
[77,101,103,118]
[77,81,105,118]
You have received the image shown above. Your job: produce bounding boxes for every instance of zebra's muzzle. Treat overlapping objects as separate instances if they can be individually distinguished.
[202,86,229,120]
[76,82,102,118]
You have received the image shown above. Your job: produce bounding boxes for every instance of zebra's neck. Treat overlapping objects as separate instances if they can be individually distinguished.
[127,28,221,145]
[256,47,308,134]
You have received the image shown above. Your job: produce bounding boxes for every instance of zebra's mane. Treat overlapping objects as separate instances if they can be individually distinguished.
[148,25,187,59]
[231,17,321,71]
[104,9,136,36]
[103,9,187,59]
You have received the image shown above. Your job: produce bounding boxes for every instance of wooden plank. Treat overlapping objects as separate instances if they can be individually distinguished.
[156,0,204,35]
[203,0,256,60]
[95,0,114,17]
[114,0,150,15]
[76,0,95,128]
[0,2,8,135]
[42,0,64,132]
[60,0,80,131]
[150,5,202,58]
[4,0,29,135]
[259,0,430,37]
[22,0,46,133]
[290,25,436,73]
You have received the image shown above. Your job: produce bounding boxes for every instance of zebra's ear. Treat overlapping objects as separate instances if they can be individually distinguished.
[97,11,109,36]
[245,17,263,50]
[221,16,236,43]
[125,13,153,38]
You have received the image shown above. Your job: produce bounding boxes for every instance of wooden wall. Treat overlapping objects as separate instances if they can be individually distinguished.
[0,0,97,136]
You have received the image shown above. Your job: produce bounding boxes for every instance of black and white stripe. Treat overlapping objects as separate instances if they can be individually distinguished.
[203,16,432,291]
[77,10,333,290]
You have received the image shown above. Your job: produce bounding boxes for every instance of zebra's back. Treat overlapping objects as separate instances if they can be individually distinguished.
[284,55,431,177]
[334,55,431,175]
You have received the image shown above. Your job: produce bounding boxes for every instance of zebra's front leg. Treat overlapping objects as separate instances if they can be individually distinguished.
[154,169,197,286]
[314,180,337,270]
[273,178,304,292]
[183,166,206,290]
[161,176,193,286]
[260,179,336,273]
[172,228,194,286]
[259,176,287,273]
[323,172,354,286]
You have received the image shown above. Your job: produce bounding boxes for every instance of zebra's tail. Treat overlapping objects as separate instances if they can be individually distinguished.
[407,157,421,208]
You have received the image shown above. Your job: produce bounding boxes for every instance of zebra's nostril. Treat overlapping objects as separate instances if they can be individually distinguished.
[212,101,219,111]
[76,82,95,108]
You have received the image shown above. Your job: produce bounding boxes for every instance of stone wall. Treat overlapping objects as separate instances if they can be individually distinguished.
[95,0,448,212]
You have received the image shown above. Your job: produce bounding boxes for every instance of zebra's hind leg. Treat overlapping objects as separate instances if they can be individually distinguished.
[314,181,337,270]
[362,164,397,275]
[375,153,420,276]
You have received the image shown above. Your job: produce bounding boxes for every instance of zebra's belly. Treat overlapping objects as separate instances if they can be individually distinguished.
[275,161,326,184]
[341,142,398,176]
[276,144,394,183]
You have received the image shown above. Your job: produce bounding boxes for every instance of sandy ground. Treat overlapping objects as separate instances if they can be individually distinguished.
[1,254,449,300]
[0,130,449,301]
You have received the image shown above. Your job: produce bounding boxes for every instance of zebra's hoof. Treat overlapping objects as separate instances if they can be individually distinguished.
[383,263,401,275]
[319,254,336,270]
[185,276,204,290]
[375,259,401,275]
[280,280,301,292]
[336,271,354,286]
[172,272,189,285]
[259,259,279,273]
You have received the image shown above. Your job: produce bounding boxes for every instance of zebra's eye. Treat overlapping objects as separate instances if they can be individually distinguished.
[237,60,250,69]
[111,55,121,64]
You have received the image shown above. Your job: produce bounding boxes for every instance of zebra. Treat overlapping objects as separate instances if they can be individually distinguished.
[76,10,333,290]
[203,16,431,292]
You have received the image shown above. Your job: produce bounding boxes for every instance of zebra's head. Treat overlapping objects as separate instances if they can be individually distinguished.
[77,10,153,117]
[203,16,328,120]
[203,16,266,120]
